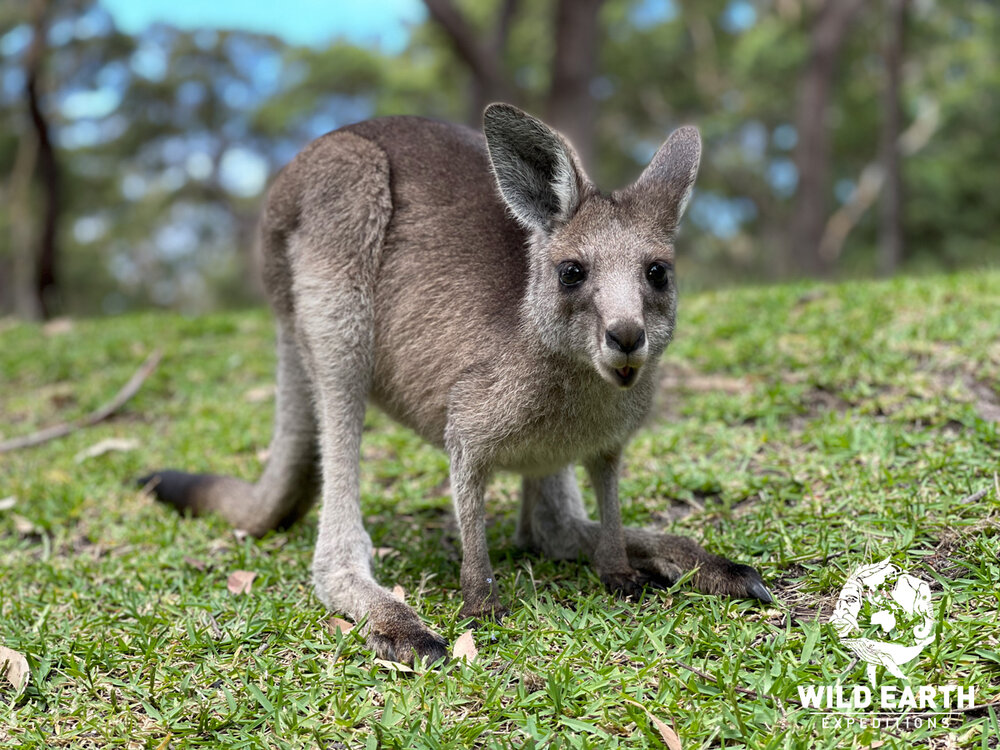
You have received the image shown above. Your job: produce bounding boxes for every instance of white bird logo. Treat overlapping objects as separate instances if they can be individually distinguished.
[829,559,936,686]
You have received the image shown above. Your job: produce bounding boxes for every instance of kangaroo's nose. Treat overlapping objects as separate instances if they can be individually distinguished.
[605,325,646,354]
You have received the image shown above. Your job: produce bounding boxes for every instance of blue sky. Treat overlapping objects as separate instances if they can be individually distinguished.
[99,0,427,53]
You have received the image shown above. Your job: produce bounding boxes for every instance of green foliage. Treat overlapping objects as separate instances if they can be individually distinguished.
[2,271,999,746]
[904,1,1000,271]
[0,0,998,312]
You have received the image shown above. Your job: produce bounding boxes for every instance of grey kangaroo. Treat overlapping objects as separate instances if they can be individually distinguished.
[143,103,770,664]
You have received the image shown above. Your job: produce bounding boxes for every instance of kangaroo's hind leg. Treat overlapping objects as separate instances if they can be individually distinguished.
[142,315,320,536]
[289,132,447,665]
[293,249,447,664]
[518,467,772,602]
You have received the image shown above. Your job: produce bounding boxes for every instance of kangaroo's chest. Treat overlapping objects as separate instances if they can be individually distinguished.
[449,362,657,476]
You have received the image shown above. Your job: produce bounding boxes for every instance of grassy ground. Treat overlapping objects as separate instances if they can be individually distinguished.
[2,271,999,749]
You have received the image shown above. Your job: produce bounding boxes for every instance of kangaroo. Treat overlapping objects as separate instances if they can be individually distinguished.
[142,103,771,665]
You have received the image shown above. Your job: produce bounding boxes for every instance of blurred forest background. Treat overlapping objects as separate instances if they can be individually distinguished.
[0,0,996,319]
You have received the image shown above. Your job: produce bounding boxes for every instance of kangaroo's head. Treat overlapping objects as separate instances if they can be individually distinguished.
[483,103,701,390]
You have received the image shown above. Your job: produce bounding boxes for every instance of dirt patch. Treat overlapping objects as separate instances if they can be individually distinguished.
[766,562,839,627]
[659,362,756,395]
[657,361,757,421]
[647,495,711,525]
[967,376,1000,422]
[659,361,852,428]
[785,386,852,430]
[923,537,969,580]
[907,340,1000,422]
[661,339,1000,430]
[924,497,1000,580]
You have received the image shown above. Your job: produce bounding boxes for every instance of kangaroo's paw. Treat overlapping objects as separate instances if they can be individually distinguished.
[365,610,449,666]
[625,528,772,604]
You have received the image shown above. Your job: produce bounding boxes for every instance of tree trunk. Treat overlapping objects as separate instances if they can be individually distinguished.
[878,0,907,277]
[789,0,865,277]
[546,0,604,170]
[8,131,41,319]
[422,0,604,166]
[25,0,61,319]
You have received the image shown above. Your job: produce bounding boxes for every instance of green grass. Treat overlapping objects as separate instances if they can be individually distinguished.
[2,271,999,749]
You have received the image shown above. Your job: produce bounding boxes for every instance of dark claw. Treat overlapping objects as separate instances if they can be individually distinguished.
[369,627,449,666]
[746,578,774,604]
[719,561,773,603]
[407,631,450,666]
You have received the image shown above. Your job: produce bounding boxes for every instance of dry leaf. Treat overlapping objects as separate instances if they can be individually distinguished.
[183,556,207,571]
[373,658,414,673]
[0,645,29,693]
[650,714,681,750]
[244,385,275,403]
[12,515,38,537]
[256,448,270,462]
[624,699,681,749]
[153,733,172,750]
[74,437,140,463]
[0,496,16,511]
[328,617,354,635]
[42,318,74,336]
[227,570,256,595]
[373,547,396,559]
[452,629,478,663]
[391,585,406,602]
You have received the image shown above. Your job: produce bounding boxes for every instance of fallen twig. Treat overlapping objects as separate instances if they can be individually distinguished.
[818,100,939,262]
[0,349,162,454]
[958,487,990,504]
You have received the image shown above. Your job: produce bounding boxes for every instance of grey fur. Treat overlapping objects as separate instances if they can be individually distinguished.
[143,104,770,665]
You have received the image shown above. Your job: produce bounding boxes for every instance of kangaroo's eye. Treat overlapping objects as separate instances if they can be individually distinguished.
[558,261,586,287]
[646,262,671,290]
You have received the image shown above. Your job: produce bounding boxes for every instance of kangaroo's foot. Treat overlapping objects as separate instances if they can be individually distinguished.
[624,527,772,603]
[363,600,449,665]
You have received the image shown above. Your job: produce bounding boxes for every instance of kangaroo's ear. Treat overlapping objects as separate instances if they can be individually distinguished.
[483,103,583,232]
[624,125,701,232]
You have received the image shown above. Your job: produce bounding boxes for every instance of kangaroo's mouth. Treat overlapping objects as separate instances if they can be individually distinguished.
[614,366,638,388]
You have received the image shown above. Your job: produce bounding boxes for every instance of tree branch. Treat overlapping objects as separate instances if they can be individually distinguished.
[0,350,163,454]
[422,0,508,95]
[817,101,938,263]
[422,0,516,123]
[491,0,519,58]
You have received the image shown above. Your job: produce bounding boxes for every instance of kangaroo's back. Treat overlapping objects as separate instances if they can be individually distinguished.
[260,116,528,443]
[344,118,530,439]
